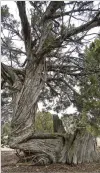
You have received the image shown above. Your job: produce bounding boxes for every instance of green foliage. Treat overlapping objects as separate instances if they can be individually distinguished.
[1,5,20,64]
[83,39,100,108]
[2,122,11,135]
[79,39,100,135]
[1,5,10,22]
[35,111,53,133]
[86,124,100,136]
[1,5,19,27]
[1,122,11,145]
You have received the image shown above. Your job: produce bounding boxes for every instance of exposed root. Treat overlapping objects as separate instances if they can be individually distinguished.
[15,150,52,165]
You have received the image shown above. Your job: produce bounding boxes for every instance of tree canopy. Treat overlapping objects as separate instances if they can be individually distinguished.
[1,1,100,132]
[76,38,100,135]
[1,1,100,114]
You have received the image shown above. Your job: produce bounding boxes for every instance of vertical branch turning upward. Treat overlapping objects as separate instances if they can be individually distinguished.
[17,2,31,51]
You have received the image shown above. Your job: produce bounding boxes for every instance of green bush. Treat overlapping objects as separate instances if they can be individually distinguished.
[1,122,11,145]
[35,111,53,133]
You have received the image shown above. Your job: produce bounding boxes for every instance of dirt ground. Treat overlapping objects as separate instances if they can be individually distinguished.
[1,151,100,173]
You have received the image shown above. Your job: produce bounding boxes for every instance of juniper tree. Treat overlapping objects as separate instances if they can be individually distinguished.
[1,1,100,164]
[74,38,100,135]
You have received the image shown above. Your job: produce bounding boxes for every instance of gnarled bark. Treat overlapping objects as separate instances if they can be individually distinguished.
[60,129,100,164]
[10,129,100,165]
[9,62,44,147]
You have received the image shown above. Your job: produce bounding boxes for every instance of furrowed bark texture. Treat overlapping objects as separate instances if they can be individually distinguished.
[59,130,100,164]
[10,130,100,165]
[15,136,64,164]
[10,63,44,146]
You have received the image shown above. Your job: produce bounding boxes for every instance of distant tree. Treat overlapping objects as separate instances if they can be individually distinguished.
[1,122,11,145]
[35,111,53,133]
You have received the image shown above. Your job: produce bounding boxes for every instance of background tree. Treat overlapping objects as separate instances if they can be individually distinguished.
[1,1,100,165]
[35,111,53,133]
[1,122,11,146]
[75,38,100,135]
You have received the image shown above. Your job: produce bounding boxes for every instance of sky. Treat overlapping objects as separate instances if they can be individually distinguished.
[1,1,100,117]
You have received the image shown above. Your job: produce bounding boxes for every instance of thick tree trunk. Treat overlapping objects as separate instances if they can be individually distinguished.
[59,129,100,164]
[10,129,100,165]
[9,62,44,147]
